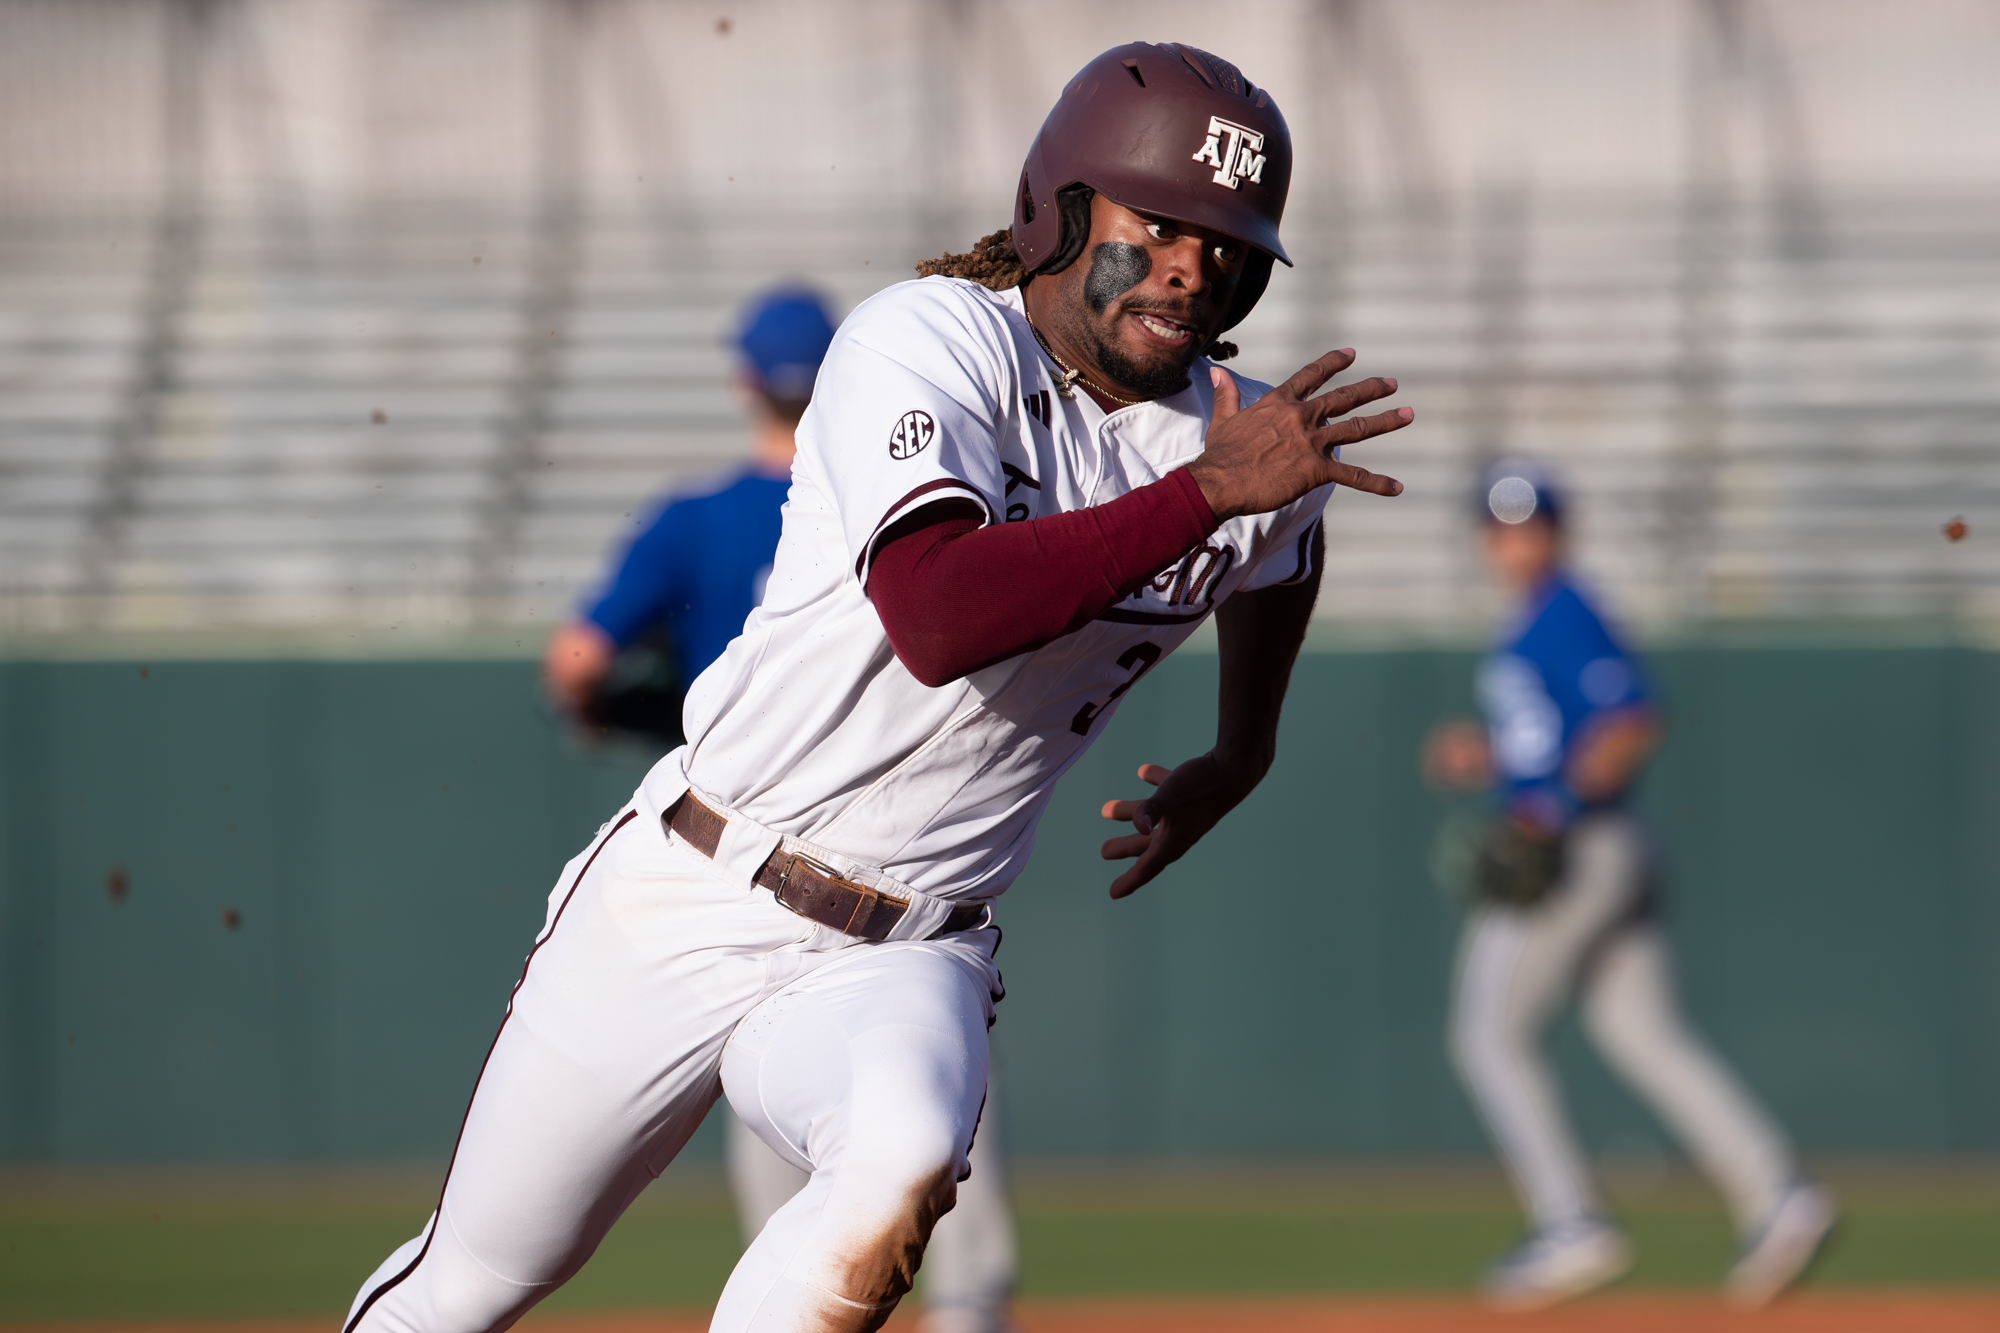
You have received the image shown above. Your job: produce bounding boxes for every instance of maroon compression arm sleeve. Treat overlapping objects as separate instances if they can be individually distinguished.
[866,466,1218,687]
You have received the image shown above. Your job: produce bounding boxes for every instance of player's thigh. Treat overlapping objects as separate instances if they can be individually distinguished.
[1531,815,1648,972]
[726,1108,811,1243]
[1455,814,1649,1043]
[441,814,804,1284]
[1451,908,1542,1060]
[1579,925,1686,1045]
[721,932,999,1186]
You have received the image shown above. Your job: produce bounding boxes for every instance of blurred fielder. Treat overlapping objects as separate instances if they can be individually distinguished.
[346,42,1411,1333]
[543,286,1022,1333]
[1424,460,1836,1310]
[542,289,837,746]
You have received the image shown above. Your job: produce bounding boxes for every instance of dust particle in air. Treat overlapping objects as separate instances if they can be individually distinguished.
[716,16,731,34]
[371,408,387,425]
[222,908,242,930]
[106,867,129,903]
[1944,516,1968,542]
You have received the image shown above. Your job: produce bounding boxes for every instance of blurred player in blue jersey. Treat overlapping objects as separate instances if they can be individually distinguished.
[541,286,1020,1333]
[542,288,837,739]
[1422,459,1835,1311]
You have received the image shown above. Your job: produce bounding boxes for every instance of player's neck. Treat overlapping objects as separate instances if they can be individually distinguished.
[750,419,798,478]
[1023,279,1148,410]
[1501,561,1563,601]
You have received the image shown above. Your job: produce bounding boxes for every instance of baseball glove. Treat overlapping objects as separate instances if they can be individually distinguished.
[1473,818,1567,907]
[579,638,685,749]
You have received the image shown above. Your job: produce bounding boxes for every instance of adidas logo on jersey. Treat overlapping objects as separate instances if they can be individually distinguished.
[1023,390,1052,430]
[1191,115,1267,190]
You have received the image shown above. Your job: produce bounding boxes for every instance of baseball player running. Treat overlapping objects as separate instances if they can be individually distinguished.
[543,288,839,745]
[542,281,1024,1333]
[345,42,1410,1332]
[1424,460,1837,1310]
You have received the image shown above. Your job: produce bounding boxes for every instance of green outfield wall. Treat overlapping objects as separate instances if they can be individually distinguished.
[2,645,1996,1162]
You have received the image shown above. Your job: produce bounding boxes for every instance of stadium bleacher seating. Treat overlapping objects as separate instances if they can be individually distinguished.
[2,192,1997,640]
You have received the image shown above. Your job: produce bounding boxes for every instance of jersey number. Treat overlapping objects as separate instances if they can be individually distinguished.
[1071,642,1161,736]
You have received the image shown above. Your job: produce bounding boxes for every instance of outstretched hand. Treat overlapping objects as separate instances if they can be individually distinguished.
[1186,348,1412,522]
[1099,755,1258,899]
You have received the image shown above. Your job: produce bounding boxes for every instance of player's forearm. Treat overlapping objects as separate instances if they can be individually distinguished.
[1212,534,1322,784]
[866,468,1218,687]
[1565,707,1660,802]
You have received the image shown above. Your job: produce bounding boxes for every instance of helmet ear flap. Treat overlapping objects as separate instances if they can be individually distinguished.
[1218,249,1274,334]
[1040,185,1095,276]
[1010,154,1059,270]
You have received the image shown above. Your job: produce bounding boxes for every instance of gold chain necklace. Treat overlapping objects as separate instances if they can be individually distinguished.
[1023,307,1145,407]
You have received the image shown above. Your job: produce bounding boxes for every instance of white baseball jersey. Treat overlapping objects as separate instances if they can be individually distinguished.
[650,276,1332,902]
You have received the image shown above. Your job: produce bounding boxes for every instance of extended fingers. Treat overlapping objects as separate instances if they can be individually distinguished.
[1326,460,1404,497]
[1101,765,1169,825]
[1109,816,1174,898]
[1306,408,1413,496]
[1305,376,1399,425]
[1276,348,1356,402]
[1313,406,1414,454]
[1102,797,1161,835]
[1100,831,1152,861]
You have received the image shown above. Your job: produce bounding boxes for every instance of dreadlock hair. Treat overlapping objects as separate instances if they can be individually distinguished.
[914,227,1028,290]
[915,183,1239,361]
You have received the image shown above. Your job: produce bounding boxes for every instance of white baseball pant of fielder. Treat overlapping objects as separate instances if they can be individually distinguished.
[727,1091,1017,1333]
[1450,811,1798,1237]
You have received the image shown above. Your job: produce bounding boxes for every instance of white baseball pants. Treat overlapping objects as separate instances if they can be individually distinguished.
[344,802,1001,1333]
[727,1087,1017,1333]
[1449,812,1796,1237]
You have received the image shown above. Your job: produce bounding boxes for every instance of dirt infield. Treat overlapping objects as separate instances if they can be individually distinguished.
[996,1292,2000,1331]
[8,1291,2000,1333]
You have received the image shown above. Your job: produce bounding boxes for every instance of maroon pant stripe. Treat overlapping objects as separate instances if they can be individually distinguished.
[342,808,640,1333]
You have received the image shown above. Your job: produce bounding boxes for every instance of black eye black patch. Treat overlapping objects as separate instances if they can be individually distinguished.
[1083,242,1151,315]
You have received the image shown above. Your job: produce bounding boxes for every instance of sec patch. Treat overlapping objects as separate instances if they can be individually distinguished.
[889,410,935,459]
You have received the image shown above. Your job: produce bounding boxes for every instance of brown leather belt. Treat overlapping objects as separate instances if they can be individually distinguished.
[665,793,987,941]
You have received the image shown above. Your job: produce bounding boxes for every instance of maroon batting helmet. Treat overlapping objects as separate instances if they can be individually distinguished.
[1012,42,1293,334]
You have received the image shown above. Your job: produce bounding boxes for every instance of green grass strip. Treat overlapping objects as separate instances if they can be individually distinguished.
[3,1197,1996,1318]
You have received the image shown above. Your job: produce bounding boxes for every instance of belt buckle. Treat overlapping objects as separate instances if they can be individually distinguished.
[773,848,912,940]
[778,850,843,893]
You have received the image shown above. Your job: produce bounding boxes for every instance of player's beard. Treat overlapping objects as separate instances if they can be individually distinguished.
[1038,241,1235,401]
[1085,307,1201,400]
[1079,247,1231,400]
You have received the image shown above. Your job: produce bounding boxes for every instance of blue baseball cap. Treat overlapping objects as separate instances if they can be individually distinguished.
[1476,457,1565,526]
[736,287,837,402]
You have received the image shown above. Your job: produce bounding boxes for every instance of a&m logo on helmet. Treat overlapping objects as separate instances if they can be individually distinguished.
[1191,115,1267,190]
